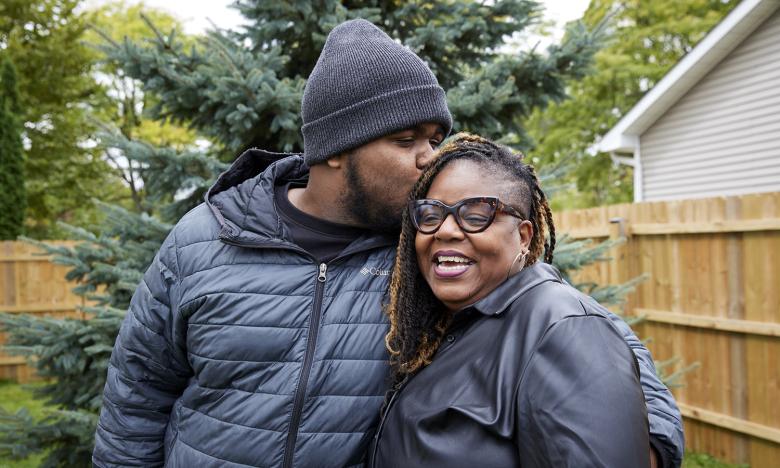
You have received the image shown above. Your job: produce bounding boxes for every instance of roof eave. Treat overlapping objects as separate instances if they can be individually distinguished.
[595,0,780,154]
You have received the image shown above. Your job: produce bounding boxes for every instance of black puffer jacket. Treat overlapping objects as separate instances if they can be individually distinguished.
[93,151,397,467]
[370,263,652,468]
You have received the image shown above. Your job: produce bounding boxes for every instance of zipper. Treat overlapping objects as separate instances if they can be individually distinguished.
[219,228,395,466]
[282,262,327,468]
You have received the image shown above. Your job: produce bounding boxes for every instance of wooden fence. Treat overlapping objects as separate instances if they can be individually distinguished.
[0,241,86,382]
[554,191,780,466]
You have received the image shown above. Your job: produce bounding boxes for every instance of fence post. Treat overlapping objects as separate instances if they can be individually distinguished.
[608,217,630,314]
[1,242,19,382]
[726,197,749,460]
[1,241,18,312]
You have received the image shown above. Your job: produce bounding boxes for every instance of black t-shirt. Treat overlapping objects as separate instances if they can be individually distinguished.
[274,181,367,262]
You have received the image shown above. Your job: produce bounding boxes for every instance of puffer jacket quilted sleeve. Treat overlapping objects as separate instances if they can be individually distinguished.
[93,230,192,467]
[602,306,684,467]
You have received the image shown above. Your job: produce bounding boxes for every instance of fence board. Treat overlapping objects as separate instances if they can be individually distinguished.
[0,241,85,383]
[679,403,780,445]
[554,191,780,465]
[635,308,780,336]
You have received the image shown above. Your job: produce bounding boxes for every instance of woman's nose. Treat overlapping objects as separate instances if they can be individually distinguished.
[434,214,465,241]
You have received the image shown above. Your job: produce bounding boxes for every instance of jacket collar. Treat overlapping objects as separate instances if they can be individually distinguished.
[467,262,563,316]
[204,148,396,253]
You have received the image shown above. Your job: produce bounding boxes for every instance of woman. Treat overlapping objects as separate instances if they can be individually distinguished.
[369,134,650,467]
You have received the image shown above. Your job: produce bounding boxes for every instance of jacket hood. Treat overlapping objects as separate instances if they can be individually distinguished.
[205,148,308,247]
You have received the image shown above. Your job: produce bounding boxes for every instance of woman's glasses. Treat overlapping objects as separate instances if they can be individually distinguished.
[409,196,524,234]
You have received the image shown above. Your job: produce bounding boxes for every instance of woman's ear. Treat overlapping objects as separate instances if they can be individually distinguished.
[518,220,533,250]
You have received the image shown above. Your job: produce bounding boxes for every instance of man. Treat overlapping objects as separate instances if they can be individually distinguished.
[93,19,683,467]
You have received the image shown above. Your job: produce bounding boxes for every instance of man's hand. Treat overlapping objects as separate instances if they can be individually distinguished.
[650,444,659,468]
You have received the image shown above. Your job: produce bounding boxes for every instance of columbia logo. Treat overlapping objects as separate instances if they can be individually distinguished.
[361,266,390,276]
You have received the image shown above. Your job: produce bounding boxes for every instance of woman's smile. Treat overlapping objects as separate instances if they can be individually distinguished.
[432,249,475,277]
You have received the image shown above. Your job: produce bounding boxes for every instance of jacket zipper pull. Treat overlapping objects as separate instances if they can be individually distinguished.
[318,263,327,282]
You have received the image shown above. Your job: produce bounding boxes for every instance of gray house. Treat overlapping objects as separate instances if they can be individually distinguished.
[594,0,780,202]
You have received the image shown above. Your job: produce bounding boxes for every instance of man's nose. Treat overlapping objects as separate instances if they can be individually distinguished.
[416,142,437,169]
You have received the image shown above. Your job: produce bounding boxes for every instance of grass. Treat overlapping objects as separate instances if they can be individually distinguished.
[0,381,752,468]
[683,452,749,468]
[0,380,47,468]
[0,380,46,419]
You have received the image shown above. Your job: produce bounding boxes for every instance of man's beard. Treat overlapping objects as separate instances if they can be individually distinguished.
[342,157,404,234]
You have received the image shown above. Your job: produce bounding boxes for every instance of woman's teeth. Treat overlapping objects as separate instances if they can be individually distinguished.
[436,256,472,270]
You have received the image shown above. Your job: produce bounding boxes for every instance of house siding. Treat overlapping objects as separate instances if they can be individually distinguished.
[640,8,780,201]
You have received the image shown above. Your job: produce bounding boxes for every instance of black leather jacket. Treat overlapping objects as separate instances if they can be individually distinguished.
[370,263,651,468]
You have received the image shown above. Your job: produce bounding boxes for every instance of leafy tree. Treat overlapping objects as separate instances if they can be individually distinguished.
[0,0,124,238]
[0,1,626,465]
[526,0,739,209]
[0,56,26,239]
[85,0,201,213]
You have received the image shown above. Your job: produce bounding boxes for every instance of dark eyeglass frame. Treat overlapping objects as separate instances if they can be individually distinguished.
[408,196,524,234]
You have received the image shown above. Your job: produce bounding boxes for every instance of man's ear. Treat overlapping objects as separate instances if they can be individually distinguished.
[327,152,347,169]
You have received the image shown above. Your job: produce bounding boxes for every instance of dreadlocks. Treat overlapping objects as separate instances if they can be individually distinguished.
[384,133,557,385]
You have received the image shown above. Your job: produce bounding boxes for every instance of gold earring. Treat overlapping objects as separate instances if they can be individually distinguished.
[506,249,528,279]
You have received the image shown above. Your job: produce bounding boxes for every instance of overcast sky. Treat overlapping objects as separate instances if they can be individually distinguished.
[82,0,591,43]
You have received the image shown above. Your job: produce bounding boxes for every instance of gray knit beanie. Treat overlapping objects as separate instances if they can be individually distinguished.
[301,19,452,165]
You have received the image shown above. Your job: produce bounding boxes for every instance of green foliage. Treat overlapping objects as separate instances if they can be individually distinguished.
[0,56,26,240]
[96,129,228,222]
[0,406,98,468]
[0,307,125,411]
[0,201,172,466]
[0,381,46,467]
[682,452,749,468]
[653,356,701,389]
[526,0,740,209]
[0,1,203,460]
[0,0,126,238]
[0,381,46,420]
[100,0,605,154]
[85,1,203,215]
